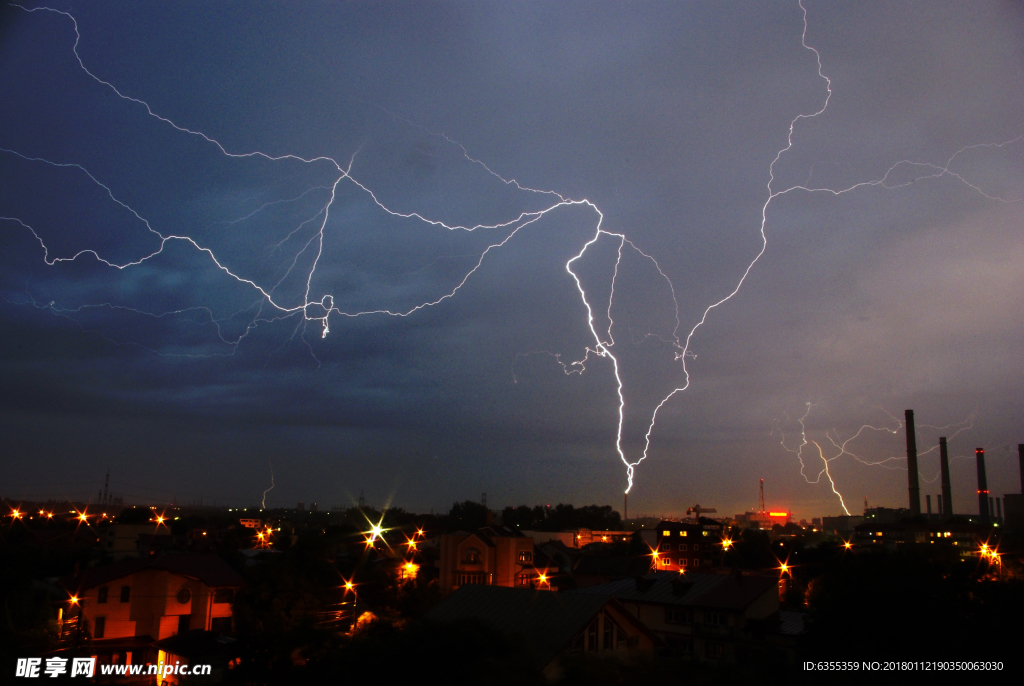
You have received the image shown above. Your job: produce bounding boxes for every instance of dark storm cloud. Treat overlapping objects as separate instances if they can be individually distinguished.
[1,1,1022,516]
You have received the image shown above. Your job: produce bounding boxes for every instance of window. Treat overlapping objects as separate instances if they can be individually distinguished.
[693,543,699,551]
[462,548,481,564]
[587,620,598,651]
[213,588,234,604]
[516,573,534,587]
[176,588,191,604]
[705,641,725,658]
[97,586,108,604]
[693,559,699,567]
[603,616,613,650]
[663,543,672,551]
[680,559,687,567]
[681,531,687,537]
[120,586,131,603]
[665,608,692,624]
[518,550,532,563]
[662,530,671,536]
[93,617,105,639]
[705,613,727,626]
[177,614,191,634]
[680,544,687,551]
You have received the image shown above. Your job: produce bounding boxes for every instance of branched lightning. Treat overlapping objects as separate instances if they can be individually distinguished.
[775,403,976,513]
[2,1,1019,498]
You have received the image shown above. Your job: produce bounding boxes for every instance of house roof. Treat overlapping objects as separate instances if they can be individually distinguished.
[573,570,776,610]
[426,585,653,669]
[60,552,245,592]
[573,555,651,577]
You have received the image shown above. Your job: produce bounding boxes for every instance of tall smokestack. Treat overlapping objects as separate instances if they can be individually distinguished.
[976,448,989,523]
[940,437,953,517]
[1019,444,1024,494]
[905,410,921,516]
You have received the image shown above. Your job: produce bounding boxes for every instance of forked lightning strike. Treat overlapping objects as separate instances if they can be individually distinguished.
[2,2,1019,495]
[775,403,976,513]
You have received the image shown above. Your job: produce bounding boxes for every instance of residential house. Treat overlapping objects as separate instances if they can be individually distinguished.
[573,570,779,662]
[426,584,658,680]
[60,552,244,669]
[438,526,543,592]
[652,520,723,571]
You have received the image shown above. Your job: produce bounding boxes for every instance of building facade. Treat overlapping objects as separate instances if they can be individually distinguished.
[438,526,543,592]
[653,521,723,571]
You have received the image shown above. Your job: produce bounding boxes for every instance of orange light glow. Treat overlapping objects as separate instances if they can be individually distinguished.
[416,529,424,537]
[344,581,354,591]
[11,509,22,519]
[844,541,852,550]
[538,573,548,585]
[769,512,788,517]
[721,538,732,549]
[77,512,88,522]
[69,595,79,605]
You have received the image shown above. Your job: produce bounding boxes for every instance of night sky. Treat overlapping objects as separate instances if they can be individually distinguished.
[2,1,1022,519]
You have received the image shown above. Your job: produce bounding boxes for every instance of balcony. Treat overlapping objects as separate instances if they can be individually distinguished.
[452,571,493,588]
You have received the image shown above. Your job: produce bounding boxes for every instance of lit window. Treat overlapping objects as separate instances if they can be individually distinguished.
[682,531,687,537]
[518,551,533,563]
[463,548,481,564]
[663,530,671,536]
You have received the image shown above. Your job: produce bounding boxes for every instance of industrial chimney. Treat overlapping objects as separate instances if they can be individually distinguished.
[905,410,921,516]
[1019,444,1024,494]
[976,448,990,524]
[940,437,953,517]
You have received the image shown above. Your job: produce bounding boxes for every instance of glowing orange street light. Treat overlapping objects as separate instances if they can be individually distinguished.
[69,595,79,605]
[416,528,424,537]
[537,572,549,586]
[77,512,88,523]
[721,538,732,550]
[344,581,354,592]
[11,509,22,520]
[843,541,852,550]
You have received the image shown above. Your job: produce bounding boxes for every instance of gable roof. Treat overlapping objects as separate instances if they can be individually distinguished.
[573,570,776,610]
[426,585,653,669]
[60,552,245,592]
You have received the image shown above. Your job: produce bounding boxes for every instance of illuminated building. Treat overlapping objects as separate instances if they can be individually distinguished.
[853,521,992,554]
[573,571,788,663]
[427,585,658,680]
[438,526,546,591]
[59,553,243,669]
[653,521,723,571]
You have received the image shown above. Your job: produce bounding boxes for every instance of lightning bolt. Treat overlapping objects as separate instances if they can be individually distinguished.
[261,465,275,510]
[2,2,1019,499]
[775,404,976,513]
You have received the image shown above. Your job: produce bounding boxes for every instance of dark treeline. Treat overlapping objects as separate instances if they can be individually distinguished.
[499,503,621,531]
